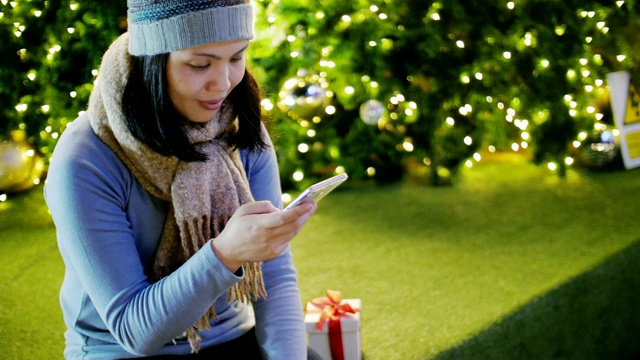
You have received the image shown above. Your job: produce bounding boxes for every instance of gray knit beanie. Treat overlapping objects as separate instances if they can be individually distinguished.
[127,0,254,56]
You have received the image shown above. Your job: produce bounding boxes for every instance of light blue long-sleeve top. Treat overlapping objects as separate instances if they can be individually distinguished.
[44,114,306,359]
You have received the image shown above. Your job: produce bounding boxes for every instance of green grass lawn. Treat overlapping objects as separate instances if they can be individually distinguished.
[2,153,640,359]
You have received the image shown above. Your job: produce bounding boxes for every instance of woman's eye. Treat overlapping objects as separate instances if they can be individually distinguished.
[189,64,209,70]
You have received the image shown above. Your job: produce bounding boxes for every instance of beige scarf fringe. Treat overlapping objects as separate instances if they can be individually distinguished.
[87,33,266,353]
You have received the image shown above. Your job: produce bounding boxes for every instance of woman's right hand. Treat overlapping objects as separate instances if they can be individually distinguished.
[211,200,317,272]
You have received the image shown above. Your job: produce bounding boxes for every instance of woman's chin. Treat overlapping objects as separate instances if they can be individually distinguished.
[188,111,219,123]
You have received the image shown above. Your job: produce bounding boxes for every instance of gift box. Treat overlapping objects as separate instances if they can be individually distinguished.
[304,290,361,360]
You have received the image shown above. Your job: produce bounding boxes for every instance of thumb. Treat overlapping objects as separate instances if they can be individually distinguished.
[235,200,279,217]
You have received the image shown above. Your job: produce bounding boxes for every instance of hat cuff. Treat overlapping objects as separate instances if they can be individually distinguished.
[128,3,254,56]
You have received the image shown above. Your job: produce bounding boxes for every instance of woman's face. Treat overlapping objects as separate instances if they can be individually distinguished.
[166,40,249,123]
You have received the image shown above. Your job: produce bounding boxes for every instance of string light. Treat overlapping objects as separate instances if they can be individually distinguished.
[261,99,274,111]
[446,117,455,126]
[298,143,310,153]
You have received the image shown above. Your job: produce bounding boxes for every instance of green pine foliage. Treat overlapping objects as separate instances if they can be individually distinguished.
[250,0,638,187]
[1,1,638,191]
[0,0,127,160]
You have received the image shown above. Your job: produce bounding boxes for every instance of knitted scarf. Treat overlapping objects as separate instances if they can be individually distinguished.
[87,33,266,352]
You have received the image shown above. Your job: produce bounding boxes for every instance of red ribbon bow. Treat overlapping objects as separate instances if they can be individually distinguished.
[307,290,359,360]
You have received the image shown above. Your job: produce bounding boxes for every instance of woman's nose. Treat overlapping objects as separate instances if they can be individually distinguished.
[205,63,231,93]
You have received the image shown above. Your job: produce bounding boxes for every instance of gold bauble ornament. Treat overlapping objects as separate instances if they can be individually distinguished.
[359,100,385,126]
[0,131,45,193]
[576,122,618,169]
[278,70,330,121]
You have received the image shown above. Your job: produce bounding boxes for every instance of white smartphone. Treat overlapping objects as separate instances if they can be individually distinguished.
[284,173,348,210]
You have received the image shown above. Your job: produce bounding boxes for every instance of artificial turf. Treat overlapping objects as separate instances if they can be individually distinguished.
[1,153,640,359]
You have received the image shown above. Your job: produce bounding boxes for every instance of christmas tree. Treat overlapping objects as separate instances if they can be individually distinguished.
[250,0,638,188]
[0,0,127,158]
[0,0,638,194]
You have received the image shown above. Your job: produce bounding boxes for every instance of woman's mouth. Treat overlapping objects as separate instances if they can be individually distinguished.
[198,98,224,111]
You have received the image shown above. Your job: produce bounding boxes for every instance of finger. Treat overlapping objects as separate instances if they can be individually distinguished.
[269,202,316,228]
[285,201,317,216]
[246,203,317,261]
[262,202,317,237]
[235,200,279,217]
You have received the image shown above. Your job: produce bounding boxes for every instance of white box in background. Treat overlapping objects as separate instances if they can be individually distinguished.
[305,299,361,360]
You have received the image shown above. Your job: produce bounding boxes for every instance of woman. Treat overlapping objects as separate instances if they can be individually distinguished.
[44,1,319,358]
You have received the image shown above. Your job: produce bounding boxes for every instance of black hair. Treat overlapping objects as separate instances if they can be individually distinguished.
[121,54,268,162]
